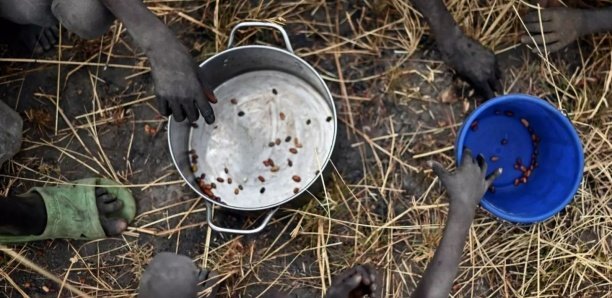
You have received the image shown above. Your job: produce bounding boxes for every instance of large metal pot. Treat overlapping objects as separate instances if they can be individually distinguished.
[168,22,337,234]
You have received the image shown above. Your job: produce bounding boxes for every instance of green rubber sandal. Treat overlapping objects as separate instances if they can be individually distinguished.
[0,178,136,243]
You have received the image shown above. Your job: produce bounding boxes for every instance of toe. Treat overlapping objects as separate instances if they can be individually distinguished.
[100,198,123,214]
[100,217,127,236]
[95,187,108,196]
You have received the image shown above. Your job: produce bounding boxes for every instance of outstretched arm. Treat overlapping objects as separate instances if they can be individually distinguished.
[99,0,216,123]
[409,0,501,99]
[411,149,502,298]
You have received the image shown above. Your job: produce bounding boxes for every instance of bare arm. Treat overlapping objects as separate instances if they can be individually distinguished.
[99,0,216,123]
[408,0,501,99]
[411,149,501,298]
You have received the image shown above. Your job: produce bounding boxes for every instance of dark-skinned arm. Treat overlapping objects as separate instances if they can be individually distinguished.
[411,149,502,298]
[99,0,216,123]
[409,0,501,99]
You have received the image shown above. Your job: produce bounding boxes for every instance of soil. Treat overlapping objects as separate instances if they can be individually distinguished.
[0,2,595,298]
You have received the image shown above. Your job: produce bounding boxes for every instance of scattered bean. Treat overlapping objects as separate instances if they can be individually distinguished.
[263,159,271,167]
[234,188,239,195]
[293,188,299,194]
[520,177,527,184]
[275,138,281,145]
[292,175,301,182]
[280,112,286,120]
[520,118,529,128]
[271,166,280,172]
[525,169,531,177]
[470,121,478,131]
[191,164,198,172]
[285,136,292,142]
[272,88,278,95]
[227,177,232,184]
[224,167,229,174]
[490,155,500,162]
[289,148,298,154]
[258,176,266,182]
[505,110,514,117]
[238,111,245,117]
[260,187,266,194]
[268,142,275,147]
[514,179,520,186]
[230,98,237,105]
[211,183,216,189]
[306,119,311,125]
[188,149,196,155]
[326,116,332,122]
[217,177,224,183]
[268,158,275,167]
[238,185,244,190]
[520,165,527,172]
[288,159,293,167]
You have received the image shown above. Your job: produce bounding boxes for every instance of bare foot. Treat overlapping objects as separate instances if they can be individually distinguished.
[18,25,58,54]
[521,8,585,53]
[95,188,128,236]
[326,265,379,298]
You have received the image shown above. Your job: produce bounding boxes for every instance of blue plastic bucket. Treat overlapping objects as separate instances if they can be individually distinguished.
[455,94,584,224]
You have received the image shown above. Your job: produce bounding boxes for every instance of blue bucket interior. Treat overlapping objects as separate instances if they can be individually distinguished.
[455,94,584,224]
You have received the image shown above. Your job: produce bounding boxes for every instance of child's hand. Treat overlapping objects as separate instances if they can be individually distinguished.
[430,148,502,209]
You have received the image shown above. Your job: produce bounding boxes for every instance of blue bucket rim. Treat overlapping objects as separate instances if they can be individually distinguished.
[455,93,584,224]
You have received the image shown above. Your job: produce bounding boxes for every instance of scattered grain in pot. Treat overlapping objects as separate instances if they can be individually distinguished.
[272,88,278,95]
[505,110,514,117]
[230,98,237,105]
[306,119,311,125]
[260,187,265,194]
[238,111,245,117]
[258,176,265,182]
[227,177,233,184]
[275,138,281,145]
[216,177,224,183]
[238,185,244,190]
[326,116,332,122]
[224,167,229,174]
[211,183,216,189]
[292,175,301,182]
[490,155,499,162]
[289,148,298,154]
[271,166,279,172]
[268,142,275,147]
[287,159,293,167]
[234,188,239,195]
[191,164,198,173]
[514,179,520,186]
[285,136,291,142]
[293,188,299,194]
[520,118,529,127]
[280,112,286,120]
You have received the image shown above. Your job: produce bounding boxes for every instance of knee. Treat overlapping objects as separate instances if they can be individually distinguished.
[0,101,22,167]
[51,0,114,40]
[0,0,56,27]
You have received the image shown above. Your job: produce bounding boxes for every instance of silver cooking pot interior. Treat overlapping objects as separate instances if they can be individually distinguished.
[168,22,337,234]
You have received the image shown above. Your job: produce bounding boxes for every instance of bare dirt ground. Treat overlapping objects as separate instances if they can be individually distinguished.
[0,1,611,297]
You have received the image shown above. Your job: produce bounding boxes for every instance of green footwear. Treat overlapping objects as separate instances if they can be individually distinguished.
[0,178,136,243]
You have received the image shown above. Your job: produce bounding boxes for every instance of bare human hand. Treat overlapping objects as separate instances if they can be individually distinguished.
[150,48,217,123]
[439,35,501,100]
[430,148,502,209]
[325,265,378,298]
[521,8,585,54]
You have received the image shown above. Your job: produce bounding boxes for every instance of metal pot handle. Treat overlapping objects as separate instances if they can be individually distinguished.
[227,22,293,53]
[205,202,279,234]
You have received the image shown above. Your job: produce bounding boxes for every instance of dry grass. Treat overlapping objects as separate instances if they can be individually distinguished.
[1,0,611,297]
